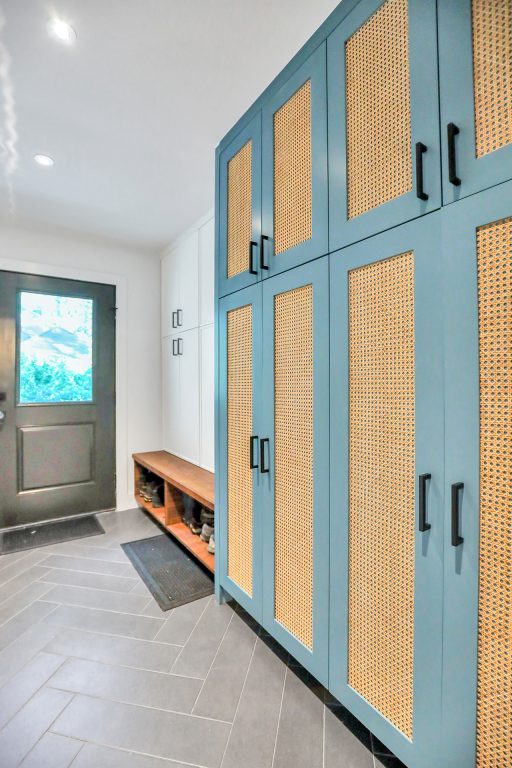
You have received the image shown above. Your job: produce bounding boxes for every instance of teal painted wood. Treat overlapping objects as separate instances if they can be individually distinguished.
[440,180,512,767]
[214,144,223,605]
[438,0,512,206]
[218,113,262,299]
[261,42,328,276]
[259,257,330,686]
[217,284,264,621]
[329,215,444,768]
[327,0,441,251]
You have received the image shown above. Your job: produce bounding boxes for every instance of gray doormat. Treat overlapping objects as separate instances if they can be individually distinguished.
[0,514,104,555]
[121,534,213,611]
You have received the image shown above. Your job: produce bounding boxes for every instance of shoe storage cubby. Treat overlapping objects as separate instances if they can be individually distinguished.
[133,450,214,573]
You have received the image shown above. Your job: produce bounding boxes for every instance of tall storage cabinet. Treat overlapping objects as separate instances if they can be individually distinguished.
[215,1,512,766]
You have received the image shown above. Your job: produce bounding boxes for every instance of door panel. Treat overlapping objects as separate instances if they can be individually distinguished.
[177,328,199,465]
[328,0,441,249]
[218,115,262,298]
[199,324,214,472]
[177,232,199,332]
[329,216,444,768]
[261,44,328,277]
[441,181,512,768]
[0,271,116,528]
[439,0,512,204]
[162,335,181,457]
[218,284,263,620]
[260,258,329,683]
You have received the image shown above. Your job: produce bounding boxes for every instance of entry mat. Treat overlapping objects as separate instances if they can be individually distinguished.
[0,514,105,555]
[122,534,213,611]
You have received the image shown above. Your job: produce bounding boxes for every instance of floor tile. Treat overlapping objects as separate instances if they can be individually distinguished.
[40,554,135,577]
[42,583,150,614]
[142,599,170,617]
[273,667,324,768]
[0,686,73,768]
[19,732,83,768]
[40,603,165,640]
[0,600,58,652]
[0,565,51,606]
[0,622,61,687]
[0,651,66,729]
[221,635,287,768]
[324,705,374,768]
[193,608,258,721]
[0,579,52,625]
[49,657,203,713]
[46,541,129,563]
[0,550,49,582]
[154,596,210,645]
[72,743,190,768]
[45,626,180,672]
[39,568,138,593]
[130,580,153,597]
[172,598,233,679]
[52,694,231,768]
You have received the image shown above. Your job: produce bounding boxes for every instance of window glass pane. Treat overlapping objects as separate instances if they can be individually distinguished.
[18,292,93,404]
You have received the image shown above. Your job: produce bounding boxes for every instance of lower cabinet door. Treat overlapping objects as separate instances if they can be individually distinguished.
[177,328,200,465]
[260,257,330,685]
[162,335,181,457]
[441,181,512,768]
[329,216,444,768]
[218,284,264,621]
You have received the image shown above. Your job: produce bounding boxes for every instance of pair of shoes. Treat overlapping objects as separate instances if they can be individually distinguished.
[207,531,215,554]
[151,484,164,509]
[139,471,152,502]
[200,508,214,527]
[200,523,214,542]
[182,494,202,534]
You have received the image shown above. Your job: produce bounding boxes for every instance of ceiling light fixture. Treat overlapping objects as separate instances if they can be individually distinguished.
[47,17,77,45]
[34,154,54,167]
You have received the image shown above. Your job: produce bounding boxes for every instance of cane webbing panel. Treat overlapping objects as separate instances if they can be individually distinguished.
[274,284,314,649]
[227,304,253,596]
[348,252,415,739]
[472,0,512,158]
[274,81,313,256]
[476,218,512,768]
[227,141,252,279]
[345,0,412,219]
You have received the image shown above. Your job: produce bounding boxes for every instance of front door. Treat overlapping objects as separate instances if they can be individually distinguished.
[0,271,116,529]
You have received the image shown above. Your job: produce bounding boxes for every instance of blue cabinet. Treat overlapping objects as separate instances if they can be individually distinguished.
[438,0,512,205]
[329,216,445,768]
[327,0,441,250]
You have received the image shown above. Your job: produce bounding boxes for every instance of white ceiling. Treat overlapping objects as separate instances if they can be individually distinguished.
[0,0,340,252]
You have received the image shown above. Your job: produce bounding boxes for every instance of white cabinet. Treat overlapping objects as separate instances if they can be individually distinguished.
[161,231,199,337]
[162,335,181,457]
[200,324,214,472]
[199,218,214,327]
[163,329,200,465]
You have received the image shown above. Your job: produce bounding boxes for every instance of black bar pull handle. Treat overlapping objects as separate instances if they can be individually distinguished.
[249,436,259,469]
[419,473,432,532]
[249,241,258,275]
[447,123,461,186]
[177,309,183,327]
[172,339,177,356]
[451,482,464,547]
[260,235,269,271]
[178,338,183,356]
[415,142,428,201]
[172,311,177,329]
[260,438,270,473]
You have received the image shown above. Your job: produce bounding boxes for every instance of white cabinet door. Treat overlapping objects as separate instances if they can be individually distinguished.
[199,324,214,472]
[161,252,180,337]
[162,335,181,455]
[177,327,200,464]
[177,231,199,332]
[199,218,215,327]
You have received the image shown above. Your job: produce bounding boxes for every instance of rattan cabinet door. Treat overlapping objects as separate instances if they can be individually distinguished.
[329,215,444,768]
[441,181,512,768]
[218,114,262,298]
[260,44,328,279]
[439,0,512,205]
[328,0,441,251]
[218,284,264,621]
[259,258,329,685]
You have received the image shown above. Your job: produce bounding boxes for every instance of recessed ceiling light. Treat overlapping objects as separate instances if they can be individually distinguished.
[34,154,54,167]
[47,17,77,45]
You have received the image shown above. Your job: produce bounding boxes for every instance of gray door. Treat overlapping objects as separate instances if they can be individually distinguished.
[0,271,116,529]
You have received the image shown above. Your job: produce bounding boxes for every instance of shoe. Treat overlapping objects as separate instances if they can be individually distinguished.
[207,531,215,555]
[182,494,202,534]
[152,484,164,508]
[200,523,214,542]
[200,508,214,526]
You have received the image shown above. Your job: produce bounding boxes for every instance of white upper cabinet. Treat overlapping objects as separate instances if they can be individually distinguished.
[161,230,199,337]
[199,218,215,327]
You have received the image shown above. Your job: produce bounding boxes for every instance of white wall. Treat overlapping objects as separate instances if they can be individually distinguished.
[0,224,162,511]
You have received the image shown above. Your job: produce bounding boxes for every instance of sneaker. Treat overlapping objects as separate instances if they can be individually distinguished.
[200,508,214,526]
[200,523,214,542]
[207,531,215,554]
[183,494,202,534]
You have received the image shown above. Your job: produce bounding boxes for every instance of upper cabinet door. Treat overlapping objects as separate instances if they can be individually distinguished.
[218,114,262,298]
[328,0,441,250]
[261,44,328,277]
[439,0,512,205]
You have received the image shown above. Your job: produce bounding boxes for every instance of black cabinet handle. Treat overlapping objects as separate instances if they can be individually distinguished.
[177,309,183,327]
[249,241,258,275]
[451,482,464,547]
[172,339,177,356]
[447,123,461,186]
[250,436,259,469]
[172,311,177,329]
[415,142,428,201]
[260,437,270,473]
[178,338,183,356]
[419,473,432,532]
[260,235,269,271]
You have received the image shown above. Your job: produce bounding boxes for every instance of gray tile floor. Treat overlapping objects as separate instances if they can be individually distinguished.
[0,507,405,768]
